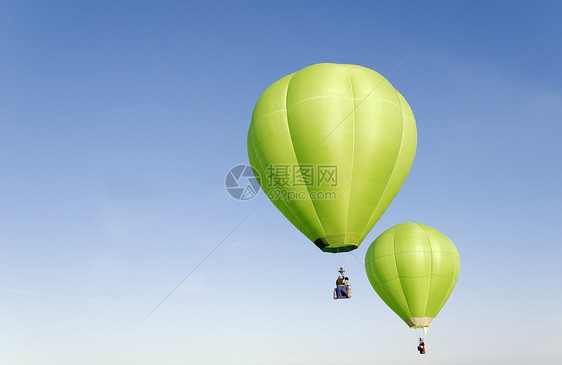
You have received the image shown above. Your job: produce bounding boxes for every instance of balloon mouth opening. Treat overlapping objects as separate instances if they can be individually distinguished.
[316,242,358,253]
[321,245,357,253]
[405,317,434,328]
[314,235,360,253]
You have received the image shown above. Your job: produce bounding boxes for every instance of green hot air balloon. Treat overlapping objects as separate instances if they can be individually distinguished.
[365,222,460,336]
[247,63,417,253]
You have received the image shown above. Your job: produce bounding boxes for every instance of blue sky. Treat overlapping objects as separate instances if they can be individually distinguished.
[0,1,561,364]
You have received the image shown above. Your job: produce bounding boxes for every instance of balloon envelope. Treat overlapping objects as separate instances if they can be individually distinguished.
[247,63,417,253]
[365,222,460,328]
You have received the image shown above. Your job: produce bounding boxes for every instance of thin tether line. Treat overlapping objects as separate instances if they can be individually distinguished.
[145,208,256,318]
[350,251,364,267]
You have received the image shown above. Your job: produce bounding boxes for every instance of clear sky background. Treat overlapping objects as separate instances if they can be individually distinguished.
[0,1,561,364]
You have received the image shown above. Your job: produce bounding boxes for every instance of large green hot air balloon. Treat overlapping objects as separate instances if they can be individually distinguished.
[365,222,460,335]
[247,63,417,253]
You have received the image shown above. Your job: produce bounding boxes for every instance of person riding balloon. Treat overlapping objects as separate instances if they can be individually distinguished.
[417,338,426,355]
[334,267,351,299]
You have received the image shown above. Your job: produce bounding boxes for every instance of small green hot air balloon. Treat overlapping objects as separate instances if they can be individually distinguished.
[247,63,417,253]
[365,222,460,337]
